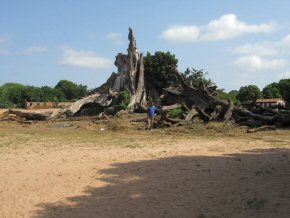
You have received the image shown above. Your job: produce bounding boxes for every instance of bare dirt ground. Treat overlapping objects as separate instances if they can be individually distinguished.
[0,109,290,218]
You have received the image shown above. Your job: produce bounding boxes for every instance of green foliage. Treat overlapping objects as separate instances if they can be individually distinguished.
[55,80,80,101]
[237,85,262,102]
[263,82,281,99]
[182,68,215,89]
[78,84,89,98]
[144,51,178,93]
[217,90,240,104]
[0,88,14,108]
[0,83,25,106]
[39,86,66,102]
[217,90,228,100]
[116,90,130,111]
[119,91,130,106]
[278,79,290,103]
[168,108,183,118]
[0,80,88,108]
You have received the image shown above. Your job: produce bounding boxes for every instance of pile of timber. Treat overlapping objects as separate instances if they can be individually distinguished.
[155,70,290,129]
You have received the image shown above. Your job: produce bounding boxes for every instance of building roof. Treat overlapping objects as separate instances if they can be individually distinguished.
[256,98,284,103]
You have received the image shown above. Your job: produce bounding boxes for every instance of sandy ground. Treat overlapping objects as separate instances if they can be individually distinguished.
[0,114,290,218]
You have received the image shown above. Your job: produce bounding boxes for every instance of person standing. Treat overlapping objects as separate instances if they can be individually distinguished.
[147,102,158,130]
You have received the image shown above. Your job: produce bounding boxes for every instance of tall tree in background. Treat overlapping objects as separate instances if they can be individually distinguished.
[182,68,215,89]
[217,90,239,104]
[0,83,26,106]
[237,85,262,102]
[278,79,290,103]
[144,51,178,93]
[0,80,88,108]
[40,86,66,102]
[55,80,81,101]
[262,82,281,99]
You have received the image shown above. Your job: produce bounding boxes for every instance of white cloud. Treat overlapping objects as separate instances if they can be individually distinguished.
[233,42,278,56]
[106,32,124,45]
[233,33,290,57]
[23,46,48,55]
[60,48,113,70]
[160,14,277,43]
[160,25,200,42]
[202,14,276,41]
[234,55,286,72]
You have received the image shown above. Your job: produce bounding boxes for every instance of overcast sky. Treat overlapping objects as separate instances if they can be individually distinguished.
[0,0,290,91]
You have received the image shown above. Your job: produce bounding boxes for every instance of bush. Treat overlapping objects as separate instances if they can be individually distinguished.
[119,91,130,106]
[168,108,183,118]
[116,91,130,112]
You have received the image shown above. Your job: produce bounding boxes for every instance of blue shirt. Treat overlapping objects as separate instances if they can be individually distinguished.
[148,106,158,117]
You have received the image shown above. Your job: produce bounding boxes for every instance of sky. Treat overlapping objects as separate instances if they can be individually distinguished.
[0,0,290,91]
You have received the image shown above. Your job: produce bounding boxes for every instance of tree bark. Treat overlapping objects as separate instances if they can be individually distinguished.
[9,109,49,121]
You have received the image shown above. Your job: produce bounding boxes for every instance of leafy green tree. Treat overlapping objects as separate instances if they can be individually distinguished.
[0,87,13,108]
[78,84,89,98]
[217,89,240,104]
[144,51,178,93]
[40,86,66,102]
[22,85,41,102]
[0,83,26,106]
[55,80,80,101]
[237,85,262,102]
[182,68,215,89]
[262,82,281,99]
[278,79,290,103]
[228,90,239,104]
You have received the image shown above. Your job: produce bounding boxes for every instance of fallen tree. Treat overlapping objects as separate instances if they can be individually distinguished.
[2,28,290,129]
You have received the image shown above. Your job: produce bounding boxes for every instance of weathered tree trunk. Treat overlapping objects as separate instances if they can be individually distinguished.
[50,28,147,119]
[9,109,49,121]
[223,99,234,122]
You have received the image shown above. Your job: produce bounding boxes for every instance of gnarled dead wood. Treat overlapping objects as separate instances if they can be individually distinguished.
[185,108,198,121]
[9,109,49,121]
[165,117,187,124]
[162,104,182,111]
[224,99,234,122]
[195,106,210,122]
[210,105,222,120]
[247,125,276,133]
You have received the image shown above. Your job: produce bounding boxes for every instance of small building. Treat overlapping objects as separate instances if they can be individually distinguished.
[256,98,285,108]
[24,100,74,110]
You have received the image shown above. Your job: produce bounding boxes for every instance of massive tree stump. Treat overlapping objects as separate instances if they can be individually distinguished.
[50,28,147,119]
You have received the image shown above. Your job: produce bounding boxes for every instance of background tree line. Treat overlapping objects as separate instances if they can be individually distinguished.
[0,80,88,108]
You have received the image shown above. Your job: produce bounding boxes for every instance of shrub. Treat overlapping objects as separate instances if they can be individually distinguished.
[168,108,183,118]
[119,91,130,106]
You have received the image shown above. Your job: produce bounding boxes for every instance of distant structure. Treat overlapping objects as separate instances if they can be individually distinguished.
[256,98,285,108]
[24,100,74,110]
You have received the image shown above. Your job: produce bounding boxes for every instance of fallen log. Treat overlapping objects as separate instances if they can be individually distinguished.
[9,109,49,121]
[209,105,222,120]
[224,99,234,122]
[195,106,210,122]
[247,125,276,133]
[185,108,198,121]
[161,104,182,111]
[165,117,187,124]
